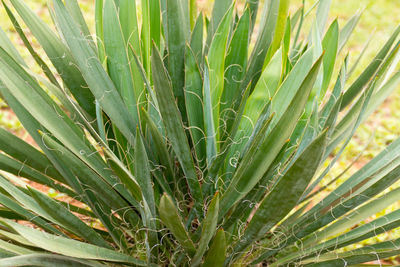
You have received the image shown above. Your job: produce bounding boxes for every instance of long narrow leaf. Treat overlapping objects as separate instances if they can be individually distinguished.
[151,44,203,211]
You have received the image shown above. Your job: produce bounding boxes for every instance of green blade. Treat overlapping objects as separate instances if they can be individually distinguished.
[206,0,233,50]
[190,13,204,66]
[264,0,290,66]
[281,159,400,258]
[95,0,105,62]
[134,130,156,217]
[151,44,203,210]
[203,229,226,267]
[226,48,282,165]
[208,2,234,136]
[9,0,96,118]
[0,127,63,183]
[298,135,400,236]
[0,175,55,228]
[191,193,220,267]
[134,129,158,262]
[0,47,139,207]
[298,208,400,263]
[205,83,252,194]
[0,25,25,66]
[103,0,139,122]
[240,0,280,93]
[166,0,190,119]
[64,0,93,44]
[0,254,106,267]
[245,0,259,35]
[256,82,378,261]
[40,133,141,225]
[159,194,196,255]
[319,57,347,127]
[341,25,400,109]
[315,0,331,36]
[0,191,61,235]
[1,220,146,265]
[140,0,151,76]
[219,54,323,218]
[149,0,162,48]
[0,72,127,246]
[0,153,75,197]
[203,60,217,168]
[28,187,110,249]
[221,111,277,230]
[234,130,328,257]
[0,83,116,235]
[347,38,371,78]
[0,239,33,255]
[185,44,206,167]
[220,8,250,141]
[119,0,145,117]
[2,2,60,87]
[305,240,400,267]
[141,110,175,187]
[189,0,197,29]
[51,0,138,141]
[320,19,339,98]
[339,11,362,51]
[270,48,314,127]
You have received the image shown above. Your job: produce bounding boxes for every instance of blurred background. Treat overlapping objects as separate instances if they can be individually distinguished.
[1,0,400,263]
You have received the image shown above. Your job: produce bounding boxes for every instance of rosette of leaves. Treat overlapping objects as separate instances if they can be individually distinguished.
[0,0,400,266]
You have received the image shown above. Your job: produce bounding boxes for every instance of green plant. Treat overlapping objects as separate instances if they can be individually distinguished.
[0,0,400,265]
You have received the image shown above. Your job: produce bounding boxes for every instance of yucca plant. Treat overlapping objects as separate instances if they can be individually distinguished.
[0,0,400,265]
